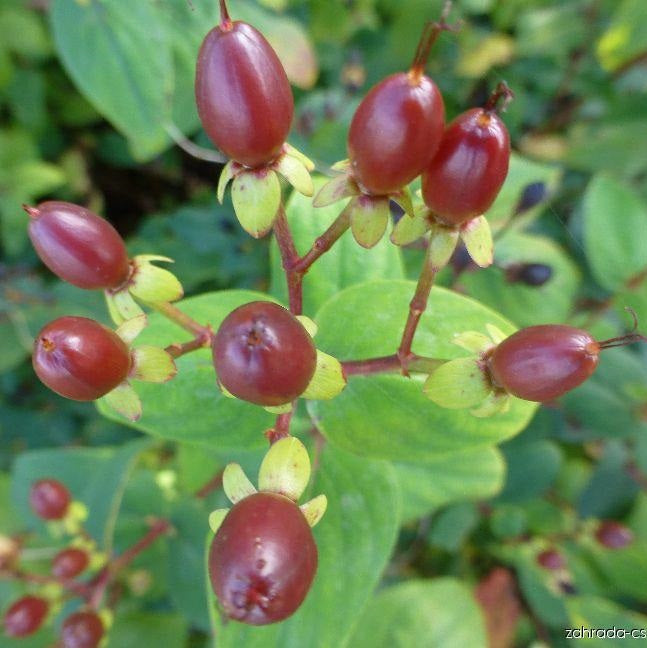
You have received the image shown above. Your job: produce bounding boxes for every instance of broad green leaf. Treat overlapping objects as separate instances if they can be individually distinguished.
[97,290,277,451]
[582,174,647,291]
[50,0,173,160]
[429,503,480,551]
[110,611,188,648]
[310,281,536,461]
[567,596,647,643]
[348,579,487,648]
[460,231,581,327]
[211,444,400,648]
[596,0,647,71]
[10,440,151,551]
[393,446,505,522]
[270,178,405,315]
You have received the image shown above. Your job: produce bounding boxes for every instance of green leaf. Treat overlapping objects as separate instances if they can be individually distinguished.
[582,174,647,291]
[211,444,400,648]
[270,178,405,315]
[586,540,647,603]
[348,579,487,648]
[110,611,188,648]
[50,0,173,160]
[11,440,151,551]
[596,0,647,71]
[97,291,276,451]
[428,503,480,551]
[566,596,647,643]
[393,447,505,522]
[310,281,536,462]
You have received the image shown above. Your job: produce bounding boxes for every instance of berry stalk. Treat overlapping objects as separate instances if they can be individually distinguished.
[342,353,442,376]
[293,210,352,274]
[273,206,304,314]
[165,331,212,358]
[152,302,211,338]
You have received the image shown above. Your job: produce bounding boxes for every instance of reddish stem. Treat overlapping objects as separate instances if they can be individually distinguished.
[153,302,210,338]
[273,207,304,315]
[483,81,515,114]
[342,353,442,376]
[22,204,40,219]
[4,568,92,601]
[267,408,295,444]
[219,0,232,30]
[165,330,212,358]
[292,210,352,274]
[194,469,224,499]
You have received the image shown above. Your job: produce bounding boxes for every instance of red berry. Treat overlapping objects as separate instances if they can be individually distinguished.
[30,479,71,520]
[212,302,316,406]
[33,316,131,401]
[536,549,565,570]
[195,2,293,168]
[52,548,89,580]
[3,596,48,637]
[487,325,599,402]
[348,71,445,195]
[209,492,318,625]
[595,521,634,549]
[61,611,104,648]
[422,106,510,225]
[25,201,129,290]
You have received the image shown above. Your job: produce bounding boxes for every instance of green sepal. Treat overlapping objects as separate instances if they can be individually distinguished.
[129,346,177,383]
[460,216,493,268]
[105,288,144,326]
[258,436,311,502]
[390,211,430,246]
[283,143,315,172]
[452,331,494,354]
[275,153,314,197]
[296,315,318,338]
[264,402,293,414]
[217,381,236,399]
[208,509,229,535]
[429,225,460,271]
[223,463,257,504]
[61,501,89,536]
[100,381,142,421]
[423,358,491,409]
[300,494,328,527]
[129,255,184,304]
[350,196,390,249]
[302,350,346,400]
[98,610,114,633]
[115,314,147,345]
[231,168,281,238]
[471,391,511,418]
[313,174,359,207]
[217,160,241,204]
[330,158,350,172]
[391,186,415,218]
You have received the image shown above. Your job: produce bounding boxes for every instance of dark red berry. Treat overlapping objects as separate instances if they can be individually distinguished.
[30,479,71,520]
[52,548,89,580]
[536,549,565,570]
[61,611,104,648]
[487,325,599,402]
[212,302,316,406]
[209,492,318,625]
[25,201,129,290]
[595,521,634,549]
[422,106,510,225]
[348,71,445,195]
[195,1,293,167]
[33,316,131,401]
[3,596,48,637]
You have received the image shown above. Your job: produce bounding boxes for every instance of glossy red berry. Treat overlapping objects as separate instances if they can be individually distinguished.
[61,611,104,648]
[487,325,599,402]
[348,71,445,195]
[52,548,89,580]
[595,521,634,549]
[536,549,565,571]
[3,596,48,637]
[195,1,293,168]
[209,492,318,625]
[212,302,316,406]
[30,478,71,520]
[25,201,129,290]
[33,316,131,401]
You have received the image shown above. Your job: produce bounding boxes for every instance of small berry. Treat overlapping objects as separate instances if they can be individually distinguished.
[209,492,318,625]
[25,201,129,290]
[487,324,645,402]
[61,611,104,648]
[347,19,448,195]
[30,478,71,520]
[536,549,565,570]
[515,181,547,214]
[595,521,634,549]
[3,596,48,637]
[195,0,293,167]
[212,302,316,406]
[52,548,89,580]
[505,263,553,287]
[33,316,131,401]
[422,83,512,226]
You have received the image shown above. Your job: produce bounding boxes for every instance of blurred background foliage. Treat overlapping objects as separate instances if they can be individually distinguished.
[1,0,647,646]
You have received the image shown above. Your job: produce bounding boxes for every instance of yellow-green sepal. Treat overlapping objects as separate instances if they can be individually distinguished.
[300,494,328,527]
[208,509,229,535]
[263,402,293,415]
[302,350,346,400]
[429,225,460,271]
[217,160,241,203]
[423,358,491,409]
[471,391,511,418]
[313,174,359,207]
[349,195,390,248]
[231,168,281,238]
[258,436,311,502]
[100,381,142,421]
[130,346,177,383]
[296,315,318,338]
[129,255,184,304]
[223,463,257,504]
[275,153,314,197]
[460,215,493,268]
[105,288,144,326]
[391,210,430,246]
[115,314,147,345]
[283,143,315,172]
